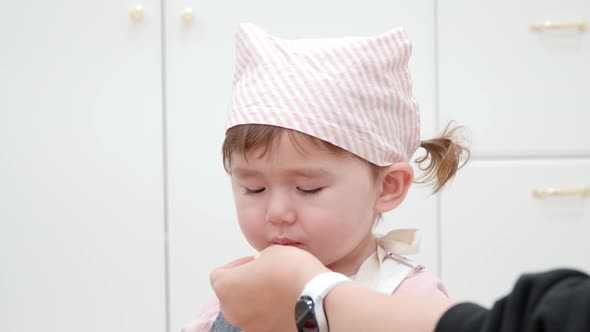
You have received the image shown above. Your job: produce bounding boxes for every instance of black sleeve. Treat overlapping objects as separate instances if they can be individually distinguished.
[435,269,590,332]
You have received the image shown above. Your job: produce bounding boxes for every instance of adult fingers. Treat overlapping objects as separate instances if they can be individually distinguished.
[210,256,254,289]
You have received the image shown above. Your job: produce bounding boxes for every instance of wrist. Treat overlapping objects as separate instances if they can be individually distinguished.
[295,254,331,296]
[295,272,352,332]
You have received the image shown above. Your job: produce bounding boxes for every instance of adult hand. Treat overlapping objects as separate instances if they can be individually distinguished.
[210,245,330,332]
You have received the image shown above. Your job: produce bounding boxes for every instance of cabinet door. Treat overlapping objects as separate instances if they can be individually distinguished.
[441,160,590,306]
[0,2,165,331]
[438,0,590,156]
[164,1,437,330]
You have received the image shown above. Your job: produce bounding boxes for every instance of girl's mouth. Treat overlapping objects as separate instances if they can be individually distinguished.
[271,237,302,246]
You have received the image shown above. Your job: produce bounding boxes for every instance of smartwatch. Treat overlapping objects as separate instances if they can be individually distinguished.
[295,272,352,332]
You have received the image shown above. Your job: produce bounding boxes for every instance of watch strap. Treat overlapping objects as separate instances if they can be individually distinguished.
[299,272,352,332]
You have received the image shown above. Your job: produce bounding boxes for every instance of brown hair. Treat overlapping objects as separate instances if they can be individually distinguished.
[414,122,471,193]
[222,122,470,193]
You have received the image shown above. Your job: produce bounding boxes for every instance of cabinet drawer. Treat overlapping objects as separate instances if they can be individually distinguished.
[438,0,590,156]
[0,1,166,331]
[441,159,590,306]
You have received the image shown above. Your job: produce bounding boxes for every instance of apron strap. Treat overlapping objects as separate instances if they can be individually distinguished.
[355,229,425,294]
[375,252,424,294]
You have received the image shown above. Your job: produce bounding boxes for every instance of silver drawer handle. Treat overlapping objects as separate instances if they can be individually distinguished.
[533,187,590,198]
[530,21,588,32]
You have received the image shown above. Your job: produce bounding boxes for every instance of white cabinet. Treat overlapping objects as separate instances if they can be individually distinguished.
[438,0,590,156]
[0,2,165,331]
[164,1,439,330]
[441,160,590,306]
[438,0,590,306]
[6,1,587,330]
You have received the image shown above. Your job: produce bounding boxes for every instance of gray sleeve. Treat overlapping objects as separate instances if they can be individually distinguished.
[210,312,241,332]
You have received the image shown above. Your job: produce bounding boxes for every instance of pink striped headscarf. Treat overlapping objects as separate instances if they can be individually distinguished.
[227,23,420,166]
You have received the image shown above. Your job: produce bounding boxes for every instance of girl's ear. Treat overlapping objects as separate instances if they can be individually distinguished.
[374,162,414,213]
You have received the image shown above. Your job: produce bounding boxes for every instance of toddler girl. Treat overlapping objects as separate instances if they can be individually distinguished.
[184,23,469,332]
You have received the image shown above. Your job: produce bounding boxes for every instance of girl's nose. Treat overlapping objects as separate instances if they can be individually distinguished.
[265,194,296,225]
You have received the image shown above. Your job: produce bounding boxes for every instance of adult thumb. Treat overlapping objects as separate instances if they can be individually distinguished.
[210,256,254,286]
[221,256,254,269]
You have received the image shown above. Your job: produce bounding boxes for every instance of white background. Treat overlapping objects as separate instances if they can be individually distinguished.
[1,1,588,332]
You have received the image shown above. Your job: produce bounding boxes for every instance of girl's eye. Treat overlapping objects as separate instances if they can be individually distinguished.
[297,187,323,195]
[245,187,265,195]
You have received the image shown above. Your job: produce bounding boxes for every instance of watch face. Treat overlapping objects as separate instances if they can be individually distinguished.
[295,296,319,332]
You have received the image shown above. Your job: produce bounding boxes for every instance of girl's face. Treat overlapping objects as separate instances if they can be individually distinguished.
[230,132,381,276]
